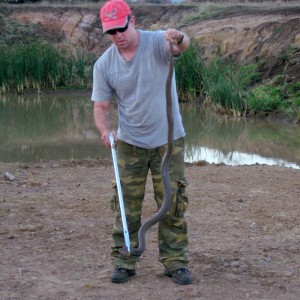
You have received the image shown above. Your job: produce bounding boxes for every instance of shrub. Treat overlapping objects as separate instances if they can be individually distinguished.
[246,85,281,112]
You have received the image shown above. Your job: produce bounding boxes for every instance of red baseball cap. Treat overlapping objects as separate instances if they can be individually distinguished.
[100,0,131,33]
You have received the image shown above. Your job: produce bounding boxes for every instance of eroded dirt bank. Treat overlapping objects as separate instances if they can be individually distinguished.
[0,160,299,299]
[1,2,300,81]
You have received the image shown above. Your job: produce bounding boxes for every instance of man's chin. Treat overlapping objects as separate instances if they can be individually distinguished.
[116,41,128,48]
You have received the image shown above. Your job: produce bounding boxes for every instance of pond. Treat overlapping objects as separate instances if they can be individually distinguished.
[0,92,299,169]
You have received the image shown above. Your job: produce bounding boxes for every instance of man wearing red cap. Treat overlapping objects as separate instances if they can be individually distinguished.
[92,0,192,285]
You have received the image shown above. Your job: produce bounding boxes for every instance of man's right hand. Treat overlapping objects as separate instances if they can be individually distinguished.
[102,130,117,148]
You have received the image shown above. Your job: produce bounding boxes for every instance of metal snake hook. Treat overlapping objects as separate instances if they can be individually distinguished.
[130,42,175,256]
[109,133,131,255]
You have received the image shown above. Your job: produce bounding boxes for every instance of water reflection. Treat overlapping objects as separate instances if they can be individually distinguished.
[185,146,299,169]
[0,94,299,169]
[0,93,105,162]
[181,103,300,169]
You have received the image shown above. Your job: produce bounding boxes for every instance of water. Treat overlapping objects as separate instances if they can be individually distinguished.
[0,93,299,169]
[182,103,300,169]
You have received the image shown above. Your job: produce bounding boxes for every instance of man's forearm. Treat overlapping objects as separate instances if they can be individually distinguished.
[94,106,110,137]
[93,101,112,148]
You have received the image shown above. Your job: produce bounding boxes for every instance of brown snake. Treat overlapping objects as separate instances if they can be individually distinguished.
[131,42,174,256]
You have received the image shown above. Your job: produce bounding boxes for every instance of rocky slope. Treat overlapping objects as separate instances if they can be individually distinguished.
[1,1,300,81]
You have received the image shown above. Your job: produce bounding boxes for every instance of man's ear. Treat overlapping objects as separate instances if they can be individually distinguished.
[130,15,135,24]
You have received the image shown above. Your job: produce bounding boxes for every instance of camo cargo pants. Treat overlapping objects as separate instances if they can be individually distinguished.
[110,137,189,272]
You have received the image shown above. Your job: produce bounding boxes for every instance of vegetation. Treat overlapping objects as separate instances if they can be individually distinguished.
[175,41,299,120]
[0,38,299,121]
[174,40,204,101]
[246,77,300,116]
[0,41,95,94]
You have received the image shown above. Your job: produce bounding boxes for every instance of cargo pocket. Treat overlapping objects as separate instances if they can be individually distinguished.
[110,180,118,212]
[175,179,189,218]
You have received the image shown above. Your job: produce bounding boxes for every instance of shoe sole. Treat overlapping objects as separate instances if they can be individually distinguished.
[164,270,192,285]
[171,277,192,285]
[110,271,136,283]
[111,278,129,283]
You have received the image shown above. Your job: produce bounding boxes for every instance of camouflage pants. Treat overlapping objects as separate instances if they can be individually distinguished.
[110,137,189,272]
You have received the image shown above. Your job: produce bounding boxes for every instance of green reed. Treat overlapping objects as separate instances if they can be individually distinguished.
[0,41,95,93]
[75,50,86,86]
[2,40,267,116]
[174,40,261,114]
[201,57,245,114]
[0,47,11,93]
[175,40,204,102]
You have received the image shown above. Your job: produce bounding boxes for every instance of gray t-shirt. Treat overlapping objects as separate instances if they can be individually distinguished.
[91,30,185,148]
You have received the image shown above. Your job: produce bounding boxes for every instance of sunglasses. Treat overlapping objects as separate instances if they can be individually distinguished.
[106,16,131,35]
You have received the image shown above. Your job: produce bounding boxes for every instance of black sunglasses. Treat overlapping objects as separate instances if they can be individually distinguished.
[106,16,131,35]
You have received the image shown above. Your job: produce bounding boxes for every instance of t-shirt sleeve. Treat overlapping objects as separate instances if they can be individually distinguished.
[150,30,169,65]
[91,59,113,102]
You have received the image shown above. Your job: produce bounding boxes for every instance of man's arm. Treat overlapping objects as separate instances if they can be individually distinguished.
[93,100,115,148]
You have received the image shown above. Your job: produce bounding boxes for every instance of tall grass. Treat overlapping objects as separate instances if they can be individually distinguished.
[202,57,262,115]
[2,39,298,119]
[0,47,10,93]
[175,40,204,101]
[201,57,243,114]
[175,41,260,114]
[175,40,298,118]
[0,41,95,94]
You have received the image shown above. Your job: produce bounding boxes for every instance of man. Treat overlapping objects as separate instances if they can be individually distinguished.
[91,0,192,285]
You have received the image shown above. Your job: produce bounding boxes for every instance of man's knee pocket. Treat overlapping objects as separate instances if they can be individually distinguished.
[164,179,189,223]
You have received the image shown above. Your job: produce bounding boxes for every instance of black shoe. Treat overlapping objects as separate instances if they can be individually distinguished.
[110,268,136,283]
[164,268,192,285]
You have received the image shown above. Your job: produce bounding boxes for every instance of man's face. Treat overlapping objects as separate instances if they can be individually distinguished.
[106,16,135,49]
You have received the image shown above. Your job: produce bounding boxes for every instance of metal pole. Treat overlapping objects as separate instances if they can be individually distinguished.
[108,132,131,255]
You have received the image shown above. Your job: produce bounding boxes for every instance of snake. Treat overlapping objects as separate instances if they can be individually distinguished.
[130,42,174,256]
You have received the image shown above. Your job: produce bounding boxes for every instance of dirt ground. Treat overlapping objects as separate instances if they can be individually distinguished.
[0,159,299,299]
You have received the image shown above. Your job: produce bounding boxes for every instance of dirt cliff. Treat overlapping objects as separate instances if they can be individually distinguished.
[1,1,300,82]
